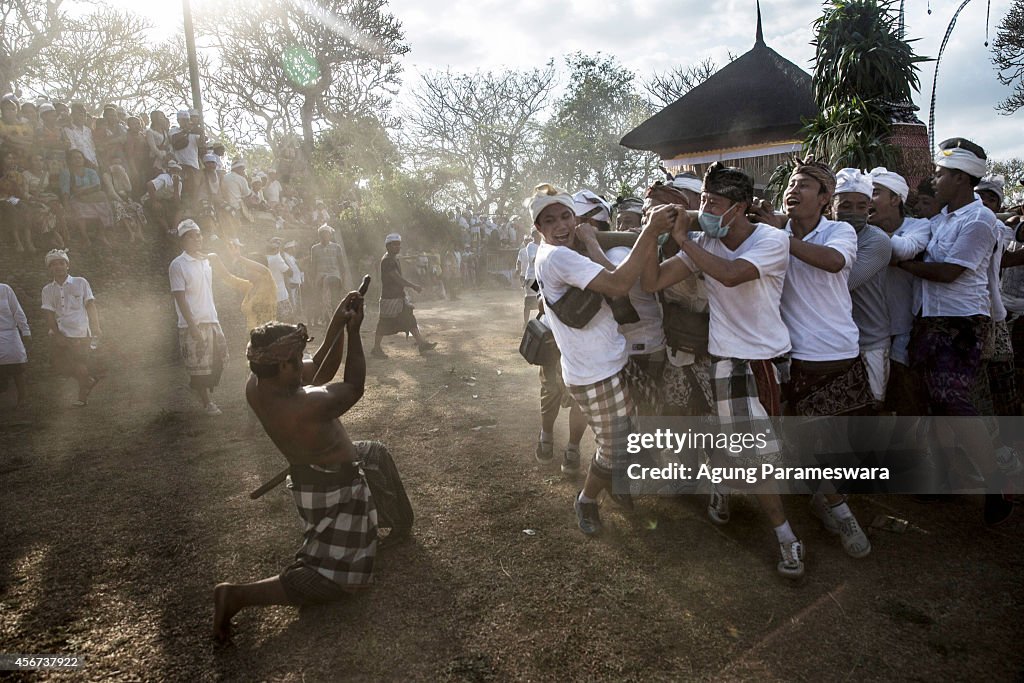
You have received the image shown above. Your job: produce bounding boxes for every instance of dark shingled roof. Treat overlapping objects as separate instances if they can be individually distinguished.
[620,28,817,158]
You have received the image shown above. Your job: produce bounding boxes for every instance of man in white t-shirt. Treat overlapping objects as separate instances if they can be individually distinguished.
[265,237,293,321]
[516,230,541,325]
[40,249,104,406]
[264,169,283,208]
[169,220,249,415]
[643,163,804,578]
[530,183,675,535]
[776,157,873,559]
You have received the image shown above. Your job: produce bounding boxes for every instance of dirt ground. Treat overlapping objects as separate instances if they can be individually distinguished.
[1,289,1023,682]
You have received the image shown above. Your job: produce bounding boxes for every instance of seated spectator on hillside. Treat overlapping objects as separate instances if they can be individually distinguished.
[194,153,224,236]
[62,103,97,168]
[103,156,147,243]
[53,101,70,127]
[0,149,34,252]
[146,160,183,235]
[124,116,149,196]
[60,148,113,248]
[94,105,128,171]
[0,94,34,154]
[145,110,172,178]
[250,175,268,211]
[170,109,202,204]
[221,158,252,234]
[21,152,66,250]
[311,199,329,225]
[264,169,283,209]
[19,100,39,128]
[35,103,68,175]
[0,280,30,408]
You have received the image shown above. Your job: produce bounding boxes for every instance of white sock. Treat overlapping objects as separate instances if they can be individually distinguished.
[774,521,797,545]
[540,430,553,444]
[578,491,597,505]
[829,501,854,521]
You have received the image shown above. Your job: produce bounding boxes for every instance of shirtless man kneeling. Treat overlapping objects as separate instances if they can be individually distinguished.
[214,289,386,642]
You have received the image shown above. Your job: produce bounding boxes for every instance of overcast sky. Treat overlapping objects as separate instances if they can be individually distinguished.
[123,0,1024,161]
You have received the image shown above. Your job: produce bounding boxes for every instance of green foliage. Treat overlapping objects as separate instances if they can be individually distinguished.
[992,0,1024,114]
[801,0,928,172]
[988,157,1024,206]
[534,52,658,197]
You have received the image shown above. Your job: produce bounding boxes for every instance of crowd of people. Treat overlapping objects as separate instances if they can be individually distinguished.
[520,140,1024,579]
[0,92,342,253]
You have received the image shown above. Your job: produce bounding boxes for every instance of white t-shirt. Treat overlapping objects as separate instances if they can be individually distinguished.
[282,252,303,285]
[264,179,282,204]
[920,199,996,318]
[41,276,95,338]
[169,252,219,328]
[266,253,291,302]
[517,242,539,281]
[781,216,860,361]
[675,224,791,360]
[606,246,666,355]
[169,126,200,169]
[0,283,30,365]
[221,172,252,209]
[534,242,626,387]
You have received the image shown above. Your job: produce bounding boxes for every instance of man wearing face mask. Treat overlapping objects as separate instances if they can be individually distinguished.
[833,168,893,406]
[778,157,873,560]
[642,163,804,578]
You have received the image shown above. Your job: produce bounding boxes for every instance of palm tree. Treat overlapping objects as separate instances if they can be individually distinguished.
[767,0,929,203]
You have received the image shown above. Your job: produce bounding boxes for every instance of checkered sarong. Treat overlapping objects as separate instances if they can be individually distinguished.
[711,358,783,469]
[285,444,379,591]
[567,366,636,478]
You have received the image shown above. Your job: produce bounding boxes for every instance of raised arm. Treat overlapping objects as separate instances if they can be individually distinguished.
[579,204,677,298]
[316,293,366,419]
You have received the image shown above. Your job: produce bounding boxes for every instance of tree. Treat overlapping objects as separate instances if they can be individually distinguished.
[23,7,185,112]
[0,0,66,94]
[988,158,1024,206]
[992,0,1024,114]
[535,53,658,197]
[197,0,408,161]
[765,0,928,204]
[643,55,732,108]
[402,64,556,216]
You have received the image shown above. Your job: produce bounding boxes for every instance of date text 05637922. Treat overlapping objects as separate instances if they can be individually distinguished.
[0,654,84,670]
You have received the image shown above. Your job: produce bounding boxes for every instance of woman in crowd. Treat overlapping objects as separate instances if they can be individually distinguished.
[60,148,114,248]
[22,152,67,249]
[0,149,36,252]
[103,155,147,243]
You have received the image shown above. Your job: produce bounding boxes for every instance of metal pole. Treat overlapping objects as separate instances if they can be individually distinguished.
[183,0,203,113]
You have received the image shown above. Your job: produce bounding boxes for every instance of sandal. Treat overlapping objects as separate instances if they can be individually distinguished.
[73,399,87,407]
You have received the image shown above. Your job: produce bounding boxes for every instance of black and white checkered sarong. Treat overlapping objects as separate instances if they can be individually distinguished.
[284,441,379,594]
[567,366,636,478]
[711,358,783,469]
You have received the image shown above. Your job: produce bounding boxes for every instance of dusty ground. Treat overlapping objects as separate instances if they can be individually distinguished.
[1,289,1023,682]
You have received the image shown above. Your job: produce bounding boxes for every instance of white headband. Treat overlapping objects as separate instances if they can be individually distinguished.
[385,232,402,244]
[572,190,611,221]
[869,167,909,202]
[834,168,873,199]
[526,184,576,223]
[45,249,69,266]
[935,147,987,179]
[976,174,1005,205]
[670,175,703,195]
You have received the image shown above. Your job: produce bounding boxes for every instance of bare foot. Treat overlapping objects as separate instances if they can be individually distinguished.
[213,583,239,643]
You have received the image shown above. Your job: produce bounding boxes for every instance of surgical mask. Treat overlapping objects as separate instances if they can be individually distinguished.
[836,211,868,231]
[698,203,737,238]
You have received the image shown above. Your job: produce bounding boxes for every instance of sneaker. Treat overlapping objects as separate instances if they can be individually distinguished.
[205,402,223,416]
[574,492,602,535]
[777,539,805,578]
[561,448,580,474]
[707,489,730,525]
[811,497,870,558]
[370,348,388,359]
[535,440,553,464]
[984,494,1015,527]
[418,341,438,354]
